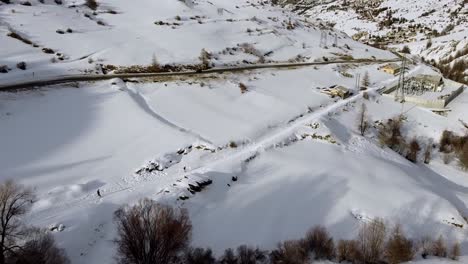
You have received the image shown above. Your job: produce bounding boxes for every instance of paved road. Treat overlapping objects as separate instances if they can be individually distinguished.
[0,58,399,91]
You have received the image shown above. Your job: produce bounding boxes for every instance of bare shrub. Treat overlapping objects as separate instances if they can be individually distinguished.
[337,239,361,263]
[185,247,216,264]
[358,218,387,263]
[450,241,460,260]
[358,103,370,136]
[16,62,26,71]
[406,138,421,163]
[270,240,308,264]
[86,0,98,10]
[440,130,454,153]
[304,226,335,260]
[220,248,237,264]
[431,235,447,258]
[385,224,414,264]
[199,49,212,70]
[424,144,432,164]
[378,117,406,153]
[12,228,70,264]
[0,180,36,264]
[113,199,192,264]
[401,45,411,54]
[239,83,248,94]
[363,92,370,100]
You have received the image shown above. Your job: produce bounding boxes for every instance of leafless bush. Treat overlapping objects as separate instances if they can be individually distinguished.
[199,49,212,70]
[406,138,421,163]
[439,130,467,154]
[304,226,335,260]
[450,241,460,260]
[358,218,387,263]
[12,228,70,264]
[424,144,432,164]
[357,103,370,136]
[184,247,216,264]
[378,117,406,153]
[0,180,36,264]
[337,240,361,263]
[431,235,447,258]
[86,0,98,10]
[239,83,248,94]
[113,199,192,264]
[385,224,414,264]
[270,240,308,264]
[440,130,455,153]
[363,92,370,100]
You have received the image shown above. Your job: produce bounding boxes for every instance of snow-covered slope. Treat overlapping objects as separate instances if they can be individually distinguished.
[289,0,468,83]
[0,0,394,85]
[1,1,468,264]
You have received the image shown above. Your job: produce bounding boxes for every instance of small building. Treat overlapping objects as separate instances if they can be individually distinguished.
[321,85,352,99]
[378,63,401,75]
[408,74,443,92]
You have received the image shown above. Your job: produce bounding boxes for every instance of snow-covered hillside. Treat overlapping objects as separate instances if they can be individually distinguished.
[1,1,468,264]
[0,0,394,86]
[288,0,468,83]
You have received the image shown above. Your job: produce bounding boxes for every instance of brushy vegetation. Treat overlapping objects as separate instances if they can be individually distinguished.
[115,201,461,264]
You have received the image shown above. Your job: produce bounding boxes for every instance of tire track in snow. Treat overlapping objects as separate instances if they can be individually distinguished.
[121,84,214,144]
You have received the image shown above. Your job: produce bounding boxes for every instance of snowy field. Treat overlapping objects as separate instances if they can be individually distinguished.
[0,0,394,86]
[2,62,468,263]
[1,0,468,263]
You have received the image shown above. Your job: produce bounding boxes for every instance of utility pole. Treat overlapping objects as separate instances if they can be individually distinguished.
[395,57,407,103]
[355,73,361,91]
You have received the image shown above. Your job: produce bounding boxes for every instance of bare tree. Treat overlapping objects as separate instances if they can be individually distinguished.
[450,241,460,260]
[270,240,308,264]
[220,248,237,264]
[358,103,370,136]
[12,228,70,264]
[431,235,447,258]
[385,224,414,264]
[0,180,36,264]
[304,226,335,260]
[337,240,361,263]
[362,71,370,88]
[236,245,267,264]
[199,49,212,70]
[184,247,216,264]
[114,199,192,264]
[357,218,387,263]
